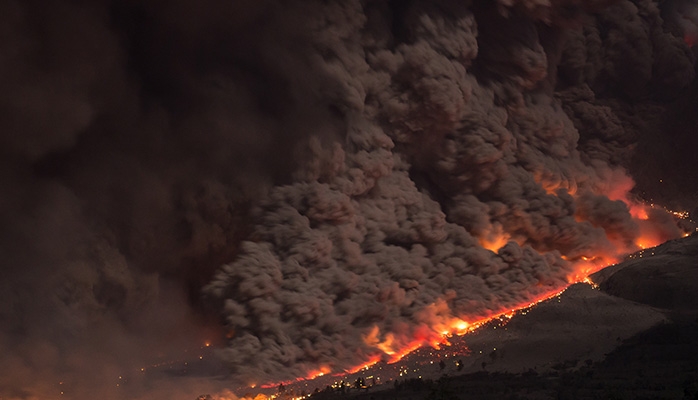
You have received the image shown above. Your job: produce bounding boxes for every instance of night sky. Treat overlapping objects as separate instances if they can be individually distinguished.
[1,0,697,399]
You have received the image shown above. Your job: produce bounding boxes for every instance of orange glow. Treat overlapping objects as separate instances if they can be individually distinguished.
[360,287,572,370]
[566,255,618,284]
[363,326,396,355]
[629,203,650,220]
[476,223,513,253]
[635,235,660,250]
[534,172,579,196]
[306,366,331,379]
[386,341,424,364]
[593,175,685,253]
[249,259,648,393]
[479,234,510,252]
[377,333,397,355]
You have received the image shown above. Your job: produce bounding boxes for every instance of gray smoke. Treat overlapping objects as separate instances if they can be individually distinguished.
[0,0,696,398]
[204,0,695,385]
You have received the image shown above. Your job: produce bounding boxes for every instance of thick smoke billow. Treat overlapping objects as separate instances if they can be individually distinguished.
[0,0,696,398]
[204,0,696,385]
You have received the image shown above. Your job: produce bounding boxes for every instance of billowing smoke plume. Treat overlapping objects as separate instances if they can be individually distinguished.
[0,0,696,398]
[203,0,695,385]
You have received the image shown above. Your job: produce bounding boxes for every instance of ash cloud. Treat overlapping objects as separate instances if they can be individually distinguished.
[0,0,696,398]
[0,0,339,398]
[204,0,694,385]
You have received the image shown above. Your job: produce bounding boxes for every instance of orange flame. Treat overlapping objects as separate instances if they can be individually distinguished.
[565,255,618,284]
[589,174,686,254]
[344,355,381,374]
[479,234,510,252]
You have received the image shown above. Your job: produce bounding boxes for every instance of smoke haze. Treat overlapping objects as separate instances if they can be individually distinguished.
[0,0,696,398]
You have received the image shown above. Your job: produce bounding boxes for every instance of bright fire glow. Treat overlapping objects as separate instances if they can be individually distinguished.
[629,203,649,220]
[565,255,617,284]
[344,355,381,374]
[478,223,512,252]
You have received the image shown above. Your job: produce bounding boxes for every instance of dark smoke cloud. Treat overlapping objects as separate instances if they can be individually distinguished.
[203,0,694,386]
[0,0,336,398]
[0,0,696,398]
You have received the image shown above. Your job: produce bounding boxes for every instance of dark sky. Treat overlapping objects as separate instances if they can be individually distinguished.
[1,0,697,399]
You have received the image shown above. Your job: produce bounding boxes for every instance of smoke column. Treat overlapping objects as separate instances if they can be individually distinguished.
[202,0,695,386]
[0,0,696,398]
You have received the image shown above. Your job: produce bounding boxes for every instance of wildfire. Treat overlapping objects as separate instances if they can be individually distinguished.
[360,285,571,371]
[306,366,331,380]
[480,235,509,252]
[565,255,618,284]
[357,186,687,390]
[241,176,693,397]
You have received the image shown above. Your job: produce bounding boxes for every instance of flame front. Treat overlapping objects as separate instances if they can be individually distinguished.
[359,286,569,369]
[478,225,511,252]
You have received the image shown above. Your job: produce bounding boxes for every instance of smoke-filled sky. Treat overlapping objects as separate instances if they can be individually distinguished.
[1,0,697,399]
